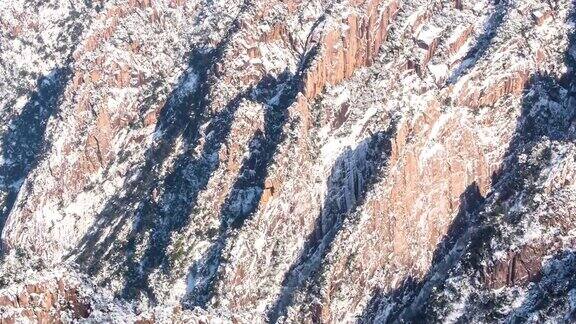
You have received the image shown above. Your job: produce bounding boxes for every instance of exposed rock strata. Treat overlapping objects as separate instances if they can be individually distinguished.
[0,0,574,322]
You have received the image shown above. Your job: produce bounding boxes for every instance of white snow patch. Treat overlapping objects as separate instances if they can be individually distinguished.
[419,142,444,168]
[417,25,442,46]
[168,278,188,303]
[418,112,451,168]
[254,234,266,252]
[40,203,63,224]
[426,112,452,143]
[428,63,449,81]
[64,191,96,217]
[13,95,29,112]
[333,87,350,106]
[493,250,508,261]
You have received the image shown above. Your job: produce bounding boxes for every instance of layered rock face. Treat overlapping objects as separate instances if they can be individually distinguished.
[0,0,575,322]
[0,272,91,323]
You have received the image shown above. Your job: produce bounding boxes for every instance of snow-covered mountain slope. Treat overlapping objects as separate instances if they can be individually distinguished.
[0,0,575,322]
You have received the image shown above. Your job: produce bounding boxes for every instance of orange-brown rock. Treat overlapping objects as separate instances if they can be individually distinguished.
[90,69,102,83]
[319,93,507,321]
[260,23,290,43]
[128,0,152,9]
[485,244,551,289]
[85,35,98,52]
[0,294,16,308]
[532,8,553,26]
[143,110,158,127]
[447,25,473,57]
[73,73,84,87]
[9,25,22,38]
[150,8,161,24]
[1,316,16,324]
[260,178,277,205]
[416,26,442,70]
[408,8,431,34]
[115,65,131,87]
[130,41,141,53]
[83,108,114,172]
[17,290,29,307]
[303,0,399,99]
[169,0,186,7]
[457,69,530,108]
[0,276,91,323]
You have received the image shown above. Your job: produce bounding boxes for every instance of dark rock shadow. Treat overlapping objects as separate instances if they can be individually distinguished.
[72,0,321,303]
[72,4,251,301]
[266,122,398,323]
[0,4,101,256]
[119,86,250,300]
[507,250,576,323]
[182,43,321,308]
[358,182,485,323]
[358,5,576,322]
[448,0,511,84]
[495,7,576,321]
[0,66,71,248]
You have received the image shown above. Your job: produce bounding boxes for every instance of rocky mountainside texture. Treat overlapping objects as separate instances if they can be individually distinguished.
[0,0,575,322]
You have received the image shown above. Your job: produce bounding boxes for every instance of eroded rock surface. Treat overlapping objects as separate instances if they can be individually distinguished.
[0,0,575,322]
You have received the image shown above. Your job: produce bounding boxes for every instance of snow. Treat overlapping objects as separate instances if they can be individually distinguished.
[40,203,63,225]
[13,95,28,112]
[254,234,266,252]
[569,289,576,311]
[258,42,297,73]
[333,86,350,106]
[417,25,442,45]
[446,25,468,46]
[320,104,378,168]
[0,156,10,166]
[493,250,508,261]
[428,63,449,80]
[0,0,575,322]
[419,142,444,168]
[64,191,96,217]
[418,113,453,171]
[405,9,425,33]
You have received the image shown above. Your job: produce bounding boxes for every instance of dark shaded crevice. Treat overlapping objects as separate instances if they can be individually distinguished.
[430,183,484,266]
[359,182,485,323]
[448,0,511,84]
[358,5,576,322]
[182,40,321,308]
[266,121,398,323]
[71,0,258,302]
[0,3,100,254]
[120,87,250,301]
[0,67,71,246]
[506,250,576,323]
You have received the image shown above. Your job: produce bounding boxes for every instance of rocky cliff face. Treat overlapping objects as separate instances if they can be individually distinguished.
[1,0,575,322]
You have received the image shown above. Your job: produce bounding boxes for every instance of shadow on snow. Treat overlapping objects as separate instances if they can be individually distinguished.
[266,120,398,322]
[183,43,322,308]
[72,4,250,301]
[359,5,576,323]
[0,67,71,250]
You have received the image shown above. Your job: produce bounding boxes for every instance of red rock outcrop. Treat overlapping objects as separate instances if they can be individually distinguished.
[303,0,399,98]
[456,69,530,108]
[485,244,550,289]
[1,0,573,322]
[0,277,91,323]
[447,25,473,57]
